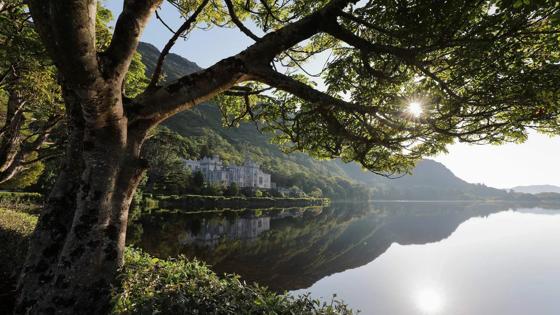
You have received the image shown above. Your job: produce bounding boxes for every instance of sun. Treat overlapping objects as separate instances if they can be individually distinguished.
[407,101,423,117]
[415,288,444,314]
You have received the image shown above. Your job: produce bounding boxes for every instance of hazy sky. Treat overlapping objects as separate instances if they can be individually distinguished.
[106,2,560,188]
[433,133,560,188]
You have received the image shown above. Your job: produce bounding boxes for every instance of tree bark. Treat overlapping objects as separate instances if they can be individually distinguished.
[14,88,85,314]
[15,85,148,314]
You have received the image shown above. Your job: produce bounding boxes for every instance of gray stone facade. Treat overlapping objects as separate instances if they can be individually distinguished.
[184,155,272,189]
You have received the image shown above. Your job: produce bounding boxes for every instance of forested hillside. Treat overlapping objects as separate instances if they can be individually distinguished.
[138,43,368,200]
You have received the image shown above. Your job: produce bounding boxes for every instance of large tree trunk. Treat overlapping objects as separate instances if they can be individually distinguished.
[13,0,159,313]
[15,86,148,314]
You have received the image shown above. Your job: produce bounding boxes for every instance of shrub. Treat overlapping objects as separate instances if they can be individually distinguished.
[113,248,354,315]
[0,192,43,214]
[0,208,37,296]
[0,209,37,277]
[310,188,323,198]
[223,182,239,197]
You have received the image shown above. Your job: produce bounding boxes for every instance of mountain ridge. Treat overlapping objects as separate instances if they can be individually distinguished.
[511,185,560,194]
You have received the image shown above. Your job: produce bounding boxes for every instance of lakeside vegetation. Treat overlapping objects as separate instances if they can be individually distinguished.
[115,248,353,315]
[0,206,354,314]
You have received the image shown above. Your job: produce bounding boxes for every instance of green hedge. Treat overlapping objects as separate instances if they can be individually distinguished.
[0,192,43,213]
[0,208,38,310]
[0,208,37,279]
[154,194,329,211]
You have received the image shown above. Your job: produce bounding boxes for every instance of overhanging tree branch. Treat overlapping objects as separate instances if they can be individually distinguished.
[322,21,418,60]
[250,67,374,114]
[134,0,356,125]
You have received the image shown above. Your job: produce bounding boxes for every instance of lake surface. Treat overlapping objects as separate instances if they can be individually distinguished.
[128,202,560,314]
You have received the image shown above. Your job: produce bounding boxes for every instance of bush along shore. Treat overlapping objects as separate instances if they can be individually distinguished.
[0,206,353,314]
[0,192,43,214]
[115,249,352,314]
[148,194,330,211]
[0,208,38,311]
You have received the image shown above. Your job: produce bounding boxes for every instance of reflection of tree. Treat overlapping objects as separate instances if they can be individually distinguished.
[130,202,516,291]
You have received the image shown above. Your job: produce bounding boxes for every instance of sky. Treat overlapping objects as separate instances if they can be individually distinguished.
[106,1,560,189]
[433,133,560,188]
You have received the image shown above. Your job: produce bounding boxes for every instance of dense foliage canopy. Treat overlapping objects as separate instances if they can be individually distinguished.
[205,0,560,174]
[0,0,64,186]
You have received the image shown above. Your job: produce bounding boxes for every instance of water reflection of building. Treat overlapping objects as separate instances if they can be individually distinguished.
[133,204,511,292]
[169,204,507,291]
[178,216,271,247]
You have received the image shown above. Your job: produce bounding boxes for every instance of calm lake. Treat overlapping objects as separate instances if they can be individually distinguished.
[128,202,560,315]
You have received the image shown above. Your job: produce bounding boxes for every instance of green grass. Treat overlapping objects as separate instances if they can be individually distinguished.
[0,192,43,214]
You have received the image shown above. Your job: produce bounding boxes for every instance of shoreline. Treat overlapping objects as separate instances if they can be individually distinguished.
[147,194,330,211]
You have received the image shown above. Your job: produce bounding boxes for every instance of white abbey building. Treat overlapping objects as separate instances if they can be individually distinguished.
[184,156,272,189]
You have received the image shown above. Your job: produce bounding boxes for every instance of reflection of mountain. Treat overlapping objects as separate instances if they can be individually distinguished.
[129,203,513,291]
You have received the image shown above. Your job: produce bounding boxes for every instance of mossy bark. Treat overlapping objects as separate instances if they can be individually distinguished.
[15,87,147,314]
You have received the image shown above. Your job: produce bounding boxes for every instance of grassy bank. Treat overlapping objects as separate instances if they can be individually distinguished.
[151,194,329,211]
[0,192,43,214]
[0,208,37,310]
[0,207,352,314]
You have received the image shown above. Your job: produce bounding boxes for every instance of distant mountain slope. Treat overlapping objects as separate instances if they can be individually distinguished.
[511,185,560,194]
[136,42,527,201]
[137,42,201,79]
[369,160,514,200]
